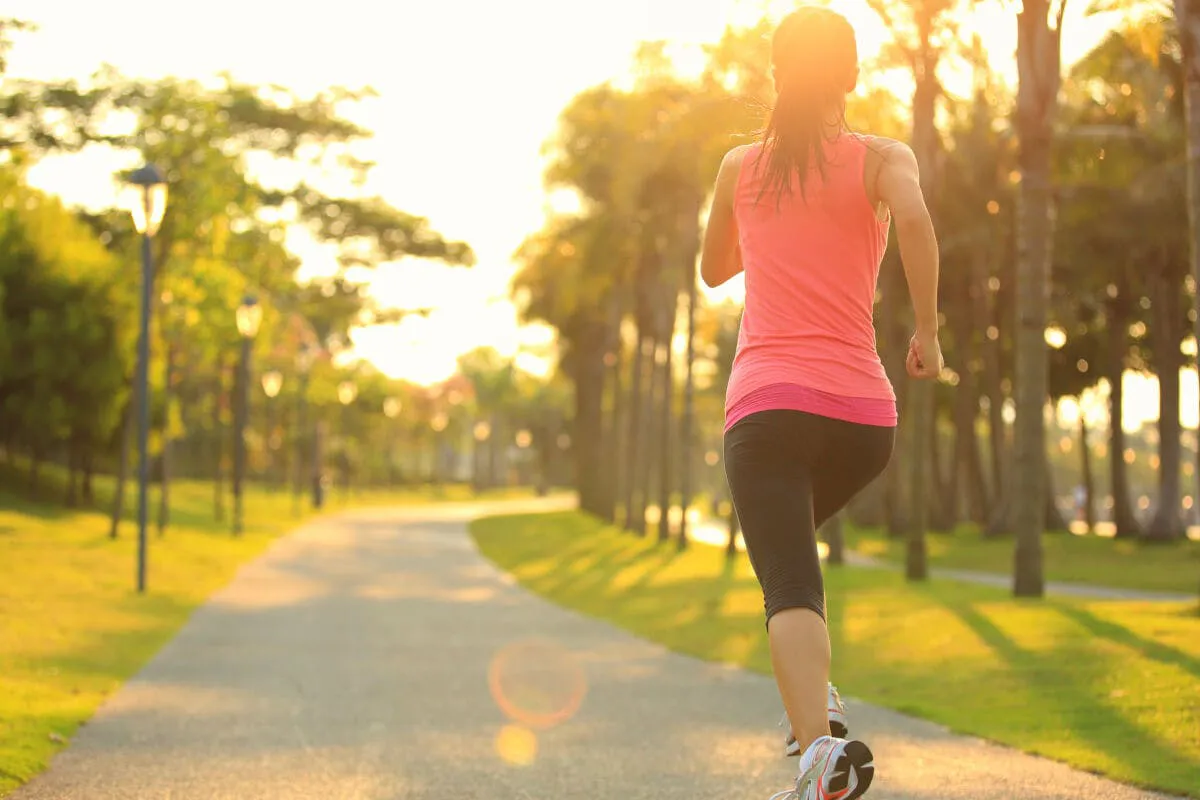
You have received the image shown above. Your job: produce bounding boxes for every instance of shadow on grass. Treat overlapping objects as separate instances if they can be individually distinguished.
[1051,602,1200,681]
[937,595,1195,791]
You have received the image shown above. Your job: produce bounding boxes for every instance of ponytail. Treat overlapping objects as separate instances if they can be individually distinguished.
[754,7,859,207]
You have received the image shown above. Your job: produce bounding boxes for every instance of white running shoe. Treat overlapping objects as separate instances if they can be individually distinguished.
[781,683,848,757]
[769,735,875,800]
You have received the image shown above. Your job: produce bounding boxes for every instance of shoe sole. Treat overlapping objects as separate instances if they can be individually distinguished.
[827,739,874,800]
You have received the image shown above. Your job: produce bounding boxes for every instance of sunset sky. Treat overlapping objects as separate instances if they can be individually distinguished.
[6,0,1194,429]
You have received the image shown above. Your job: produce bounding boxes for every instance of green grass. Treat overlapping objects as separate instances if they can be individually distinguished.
[844,525,1200,595]
[0,476,537,797]
[471,511,1200,798]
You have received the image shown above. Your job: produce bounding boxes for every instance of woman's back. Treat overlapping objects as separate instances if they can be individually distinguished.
[726,134,895,418]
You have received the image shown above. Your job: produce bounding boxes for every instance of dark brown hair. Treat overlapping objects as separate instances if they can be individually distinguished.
[757,6,859,204]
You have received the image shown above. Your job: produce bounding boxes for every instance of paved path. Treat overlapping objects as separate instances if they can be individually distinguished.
[14,499,1186,799]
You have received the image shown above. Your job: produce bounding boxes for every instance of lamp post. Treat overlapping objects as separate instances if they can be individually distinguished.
[515,429,533,489]
[472,420,491,493]
[262,370,283,490]
[383,397,402,486]
[338,381,357,498]
[233,295,262,535]
[430,412,449,489]
[294,343,315,514]
[124,164,168,593]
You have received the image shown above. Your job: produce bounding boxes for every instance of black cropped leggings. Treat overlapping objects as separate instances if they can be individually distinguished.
[723,409,895,625]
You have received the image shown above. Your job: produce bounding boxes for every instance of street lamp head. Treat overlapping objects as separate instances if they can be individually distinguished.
[262,370,283,398]
[383,397,402,418]
[236,295,262,338]
[124,163,168,237]
[338,380,358,405]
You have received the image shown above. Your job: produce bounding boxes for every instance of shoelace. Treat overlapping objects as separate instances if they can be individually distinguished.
[768,762,820,800]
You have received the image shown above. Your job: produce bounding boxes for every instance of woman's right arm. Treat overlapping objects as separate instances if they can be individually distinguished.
[876,141,943,379]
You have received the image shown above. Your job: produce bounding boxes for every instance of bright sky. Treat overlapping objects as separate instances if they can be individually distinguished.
[7,0,1194,428]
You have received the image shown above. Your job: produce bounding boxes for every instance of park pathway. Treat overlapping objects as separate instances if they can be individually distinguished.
[13,498,1185,799]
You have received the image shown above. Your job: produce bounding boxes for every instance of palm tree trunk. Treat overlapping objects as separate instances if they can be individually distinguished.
[1177,0,1200,519]
[601,292,626,523]
[1011,0,1063,597]
[657,306,677,543]
[633,330,659,537]
[572,317,608,516]
[679,243,700,550]
[879,264,910,538]
[1147,268,1186,540]
[1079,411,1095,532]
[1044,453,1067,532]
[905,47,940,577]
[624,330,649,532]
[929,409,955,531]
[1108,288,1142,538]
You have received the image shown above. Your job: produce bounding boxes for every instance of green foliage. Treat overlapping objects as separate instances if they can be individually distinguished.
[0,166,131,458]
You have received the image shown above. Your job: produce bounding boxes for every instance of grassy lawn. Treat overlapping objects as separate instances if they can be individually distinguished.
[0,476,537,797]
[844,525,1200,596]
[472,511,1200,798]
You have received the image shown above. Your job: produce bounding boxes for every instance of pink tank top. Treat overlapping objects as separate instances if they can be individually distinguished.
[724,135,897,431]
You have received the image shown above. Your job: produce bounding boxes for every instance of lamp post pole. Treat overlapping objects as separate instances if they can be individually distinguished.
[125,164,168,593]
[261,370,283,491]
[293,345,314,515]
[233,295,261,536]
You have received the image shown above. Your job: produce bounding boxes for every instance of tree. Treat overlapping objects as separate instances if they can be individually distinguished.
[1012,0,1069,597]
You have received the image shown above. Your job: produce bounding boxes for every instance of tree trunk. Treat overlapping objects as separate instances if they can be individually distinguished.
[65,437,79,508]
[632,330,659,538]
[929,409,957,531]
[955,261,991,525]
[109,398,134,539]
[623,330,649,532]
[657,304,677,543]
[1108,288,1142,538]
[1044,453,1067,532]
[600,292,626,523]
[879,264,911,538]
[158,342,174,537]
[1146,269,1186,540]
[1177,0,1200,518]
[573,317,608,516]
[679,239,700,550]
[82,446,95,505]
[213,360,226,522]
[1011,0,1062,597]
[1079,411,1095,532]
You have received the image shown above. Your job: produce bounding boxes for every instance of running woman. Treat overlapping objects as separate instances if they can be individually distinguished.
[698,7,943,799]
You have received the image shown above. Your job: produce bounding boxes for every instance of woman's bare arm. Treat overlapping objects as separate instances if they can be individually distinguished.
[699,147,746,289]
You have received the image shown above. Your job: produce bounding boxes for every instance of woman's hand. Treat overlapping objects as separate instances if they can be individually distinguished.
[906,330,943,380]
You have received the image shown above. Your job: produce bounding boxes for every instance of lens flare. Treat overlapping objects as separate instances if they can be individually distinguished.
[495,724,538,767]
[488,638,587,730]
